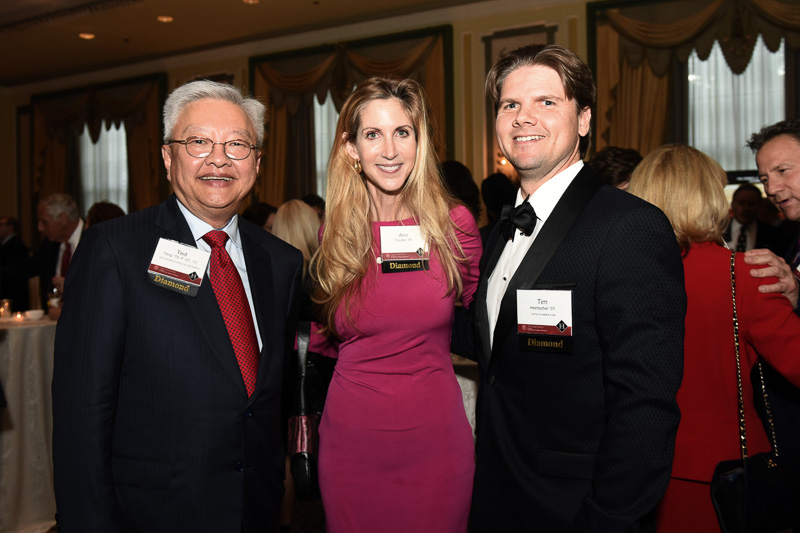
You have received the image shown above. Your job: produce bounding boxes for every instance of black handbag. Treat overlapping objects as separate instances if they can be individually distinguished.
[287,321,334,501]
[709,252,800,533]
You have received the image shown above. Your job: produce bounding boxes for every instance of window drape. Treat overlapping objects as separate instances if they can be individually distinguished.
[593,0,800,155]
[31,74,165,214]
[250,28,450,206]
[79,121,129,213]
[688,36,785,170]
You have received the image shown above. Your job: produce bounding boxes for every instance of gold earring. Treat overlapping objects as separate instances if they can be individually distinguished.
[353,160,362,174]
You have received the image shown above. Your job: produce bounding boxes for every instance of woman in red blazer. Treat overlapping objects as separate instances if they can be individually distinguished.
[628,143,800,532]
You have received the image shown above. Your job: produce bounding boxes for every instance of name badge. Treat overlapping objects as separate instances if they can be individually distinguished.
[147,238,210,297]
[379,225,429,273]
[517,289,573,354]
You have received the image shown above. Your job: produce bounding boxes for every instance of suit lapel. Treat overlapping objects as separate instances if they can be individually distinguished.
[155,196,248,398]
[490,167,603,364]
[239,223,276,401]
[475,223,505,368]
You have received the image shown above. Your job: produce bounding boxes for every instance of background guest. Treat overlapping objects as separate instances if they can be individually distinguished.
[273,200,320,282]
[478,172,517,250]
[724,183,786,255]
[85,201,125,228]
[36,194,83,317]
[0,216,30,311]
[628,143,800,532]
[12,193,84,311]
[441,160,482,223]
[301,194,326,223]
[241,201,278,233]
[587,145,642,190]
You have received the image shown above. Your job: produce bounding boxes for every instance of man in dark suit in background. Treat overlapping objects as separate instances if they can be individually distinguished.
[3,194,83,310]
[34,193,83,309]
[0,216,29,310]
[52,80,303,533]
[725,183,787,255]
[452,44,685,532]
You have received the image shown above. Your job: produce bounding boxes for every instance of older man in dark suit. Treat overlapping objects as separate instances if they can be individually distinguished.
[453,44,685,532]
[52,80,303,533]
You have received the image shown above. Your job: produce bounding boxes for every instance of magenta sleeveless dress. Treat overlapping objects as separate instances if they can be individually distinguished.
[313,206,481,533]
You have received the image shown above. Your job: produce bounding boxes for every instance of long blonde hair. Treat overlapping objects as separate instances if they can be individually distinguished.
[628,143,730,253]
[309,76,465,337]
[272,199,321,275]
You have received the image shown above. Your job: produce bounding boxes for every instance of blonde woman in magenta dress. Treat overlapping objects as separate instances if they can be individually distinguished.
[309,77,481,532]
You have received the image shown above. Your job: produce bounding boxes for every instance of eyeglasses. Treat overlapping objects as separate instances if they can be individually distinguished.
[167,136,258,160]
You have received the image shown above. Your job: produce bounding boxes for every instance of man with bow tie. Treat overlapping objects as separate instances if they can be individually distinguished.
[452,44,686,532]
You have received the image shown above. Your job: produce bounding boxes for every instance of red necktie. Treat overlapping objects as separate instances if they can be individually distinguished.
[202,230,260,396]
[60,242,72,277]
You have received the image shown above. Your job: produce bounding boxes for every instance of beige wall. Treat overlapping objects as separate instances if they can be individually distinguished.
[0,0,588,225]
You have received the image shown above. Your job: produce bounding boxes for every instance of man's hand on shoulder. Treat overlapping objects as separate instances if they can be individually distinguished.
[744,248,799,308]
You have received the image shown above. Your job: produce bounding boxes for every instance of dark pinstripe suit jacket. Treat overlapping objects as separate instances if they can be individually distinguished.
[453,167,686,532]
[52,195,302,533]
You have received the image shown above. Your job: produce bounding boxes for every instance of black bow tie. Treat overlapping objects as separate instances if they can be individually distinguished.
[500,197,537,242]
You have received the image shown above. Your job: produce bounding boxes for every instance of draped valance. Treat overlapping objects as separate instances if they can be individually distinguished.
[31,74,166,212]
[605,0,800,76]
[249,27,451,206]
[592,0,799,156]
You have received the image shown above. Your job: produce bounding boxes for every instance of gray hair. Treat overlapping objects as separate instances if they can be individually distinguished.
[42,193,80,221]
[162,80,266,146]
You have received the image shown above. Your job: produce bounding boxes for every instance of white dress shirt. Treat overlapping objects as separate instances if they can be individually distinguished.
[486,161,584,348]
[178,201,263,349]
[55,219,84,277]
[725,218,756,251]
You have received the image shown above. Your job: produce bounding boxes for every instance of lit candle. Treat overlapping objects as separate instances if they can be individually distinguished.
[14,311,24,321]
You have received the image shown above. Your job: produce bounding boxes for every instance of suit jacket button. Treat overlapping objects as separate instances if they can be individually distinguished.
[487,375,496,386]
[236,461,244,472]
[244,409,253,418]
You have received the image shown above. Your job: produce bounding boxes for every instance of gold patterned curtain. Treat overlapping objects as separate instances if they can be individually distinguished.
[32,74,166,214]
[250,28,449,206]
[594,0,800,155]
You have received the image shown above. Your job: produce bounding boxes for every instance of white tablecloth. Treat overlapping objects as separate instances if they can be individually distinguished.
[0,318,57,533]
[453,355,479,440]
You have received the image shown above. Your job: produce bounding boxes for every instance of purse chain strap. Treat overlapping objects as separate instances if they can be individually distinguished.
[730,251,780,461]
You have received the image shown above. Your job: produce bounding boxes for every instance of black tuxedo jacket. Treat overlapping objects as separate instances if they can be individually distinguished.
[52,196,303,533]
[453,167,685,532]
[0,234,30,309]
[753,220,786,255]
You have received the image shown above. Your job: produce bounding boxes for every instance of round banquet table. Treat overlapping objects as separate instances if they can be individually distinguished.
[0,318,57,533]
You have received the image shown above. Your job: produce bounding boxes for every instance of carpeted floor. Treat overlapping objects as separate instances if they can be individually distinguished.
[47,499,326,532]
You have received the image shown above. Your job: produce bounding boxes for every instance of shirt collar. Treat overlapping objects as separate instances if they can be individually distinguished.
[516,160,584,224]
[67,219,84,250]
[177,200,241,250]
